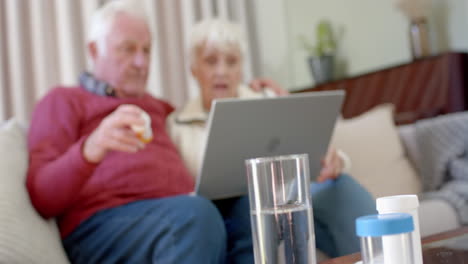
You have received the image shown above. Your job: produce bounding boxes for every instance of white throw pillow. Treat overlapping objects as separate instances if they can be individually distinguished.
[330,104,422,198]
[0,119,70,264]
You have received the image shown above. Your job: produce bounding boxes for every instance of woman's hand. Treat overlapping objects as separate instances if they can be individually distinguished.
[249,78,289,96]
[317,147,344,183]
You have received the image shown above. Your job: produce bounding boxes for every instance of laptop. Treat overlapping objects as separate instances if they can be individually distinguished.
[195,90,345,200]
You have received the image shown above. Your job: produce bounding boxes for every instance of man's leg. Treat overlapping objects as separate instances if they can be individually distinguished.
[213,196,254,264]
[63,195,227,264]
[311,174,376,258]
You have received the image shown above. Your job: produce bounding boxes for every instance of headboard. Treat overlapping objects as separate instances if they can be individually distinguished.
[294,52,468,124]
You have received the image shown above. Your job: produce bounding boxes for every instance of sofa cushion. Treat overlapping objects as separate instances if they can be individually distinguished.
[330,104,422,198]
[0,119,70,264]
[419,199,460,237]
[398,124,422,172]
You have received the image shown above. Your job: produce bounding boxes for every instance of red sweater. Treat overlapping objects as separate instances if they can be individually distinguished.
[26,87,195,238]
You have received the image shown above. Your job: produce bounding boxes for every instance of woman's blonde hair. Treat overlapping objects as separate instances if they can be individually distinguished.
[189,18,246,67]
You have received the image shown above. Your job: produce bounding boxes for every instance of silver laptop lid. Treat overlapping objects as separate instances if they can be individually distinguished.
[196,90,345,200]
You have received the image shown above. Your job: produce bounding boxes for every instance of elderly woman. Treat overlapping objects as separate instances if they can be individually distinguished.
[168,19,375,261]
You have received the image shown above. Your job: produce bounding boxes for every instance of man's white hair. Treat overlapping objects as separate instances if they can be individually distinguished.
[88,0,150,55]
[189,18,247,67]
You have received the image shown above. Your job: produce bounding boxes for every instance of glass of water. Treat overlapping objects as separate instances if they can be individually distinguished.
[245,154,316,264]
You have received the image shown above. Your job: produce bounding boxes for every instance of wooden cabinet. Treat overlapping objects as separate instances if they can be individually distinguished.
[295,52,468,124]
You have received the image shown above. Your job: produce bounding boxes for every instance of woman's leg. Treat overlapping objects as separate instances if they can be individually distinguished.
[213,195,254,264]
[311,174,376,258]
[63,195,227,264]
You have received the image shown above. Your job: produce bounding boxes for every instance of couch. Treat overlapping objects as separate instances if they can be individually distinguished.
[0,104,462,263]
[329,104,461,237]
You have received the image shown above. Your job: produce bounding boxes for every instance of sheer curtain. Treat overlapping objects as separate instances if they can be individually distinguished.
[0,0,260,123]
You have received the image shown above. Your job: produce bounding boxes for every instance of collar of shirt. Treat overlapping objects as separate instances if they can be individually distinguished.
[79,71,116,97]
[174,84,262,124]
[175,96,208,124]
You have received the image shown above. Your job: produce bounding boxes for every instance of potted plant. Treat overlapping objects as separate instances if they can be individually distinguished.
[300,20,337,84]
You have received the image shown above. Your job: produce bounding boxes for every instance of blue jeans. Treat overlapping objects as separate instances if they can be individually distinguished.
[63,195,250,264]
[311,175,376,257]
[63,174,375,263]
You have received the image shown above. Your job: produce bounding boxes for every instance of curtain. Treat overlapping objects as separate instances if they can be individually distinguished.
[0,0,260,123]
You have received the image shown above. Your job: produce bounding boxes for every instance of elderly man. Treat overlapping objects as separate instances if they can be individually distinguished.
[26,1,251,263]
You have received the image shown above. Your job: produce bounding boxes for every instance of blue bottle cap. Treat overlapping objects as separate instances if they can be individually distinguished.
[356,213,414,237]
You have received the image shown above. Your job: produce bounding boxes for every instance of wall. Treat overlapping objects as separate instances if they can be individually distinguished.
[250,0,291,87]
[430,0,468,52]
[254,0,468,90]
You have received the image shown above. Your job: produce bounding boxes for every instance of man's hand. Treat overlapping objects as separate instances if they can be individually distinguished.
[83,104,146,163]
[249,78,289,96]
[316,147,344,183]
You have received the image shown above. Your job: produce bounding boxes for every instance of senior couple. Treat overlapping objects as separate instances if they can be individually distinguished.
[26,0,375,263]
